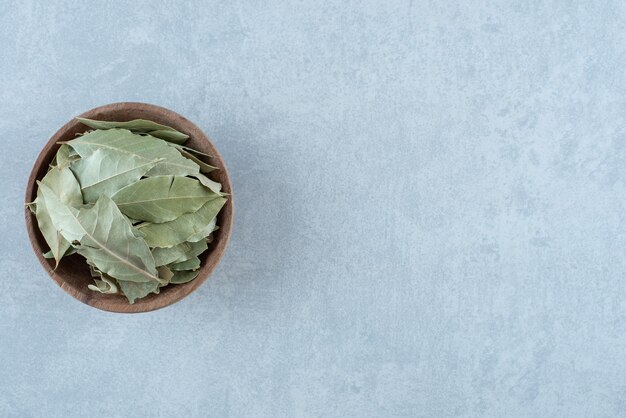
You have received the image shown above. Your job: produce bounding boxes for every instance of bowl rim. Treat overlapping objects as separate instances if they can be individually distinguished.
[24,102,234,313]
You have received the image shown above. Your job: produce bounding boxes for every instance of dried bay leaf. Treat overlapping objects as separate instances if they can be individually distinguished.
[179,149,217,173]
[38,183,87,242]
[151,243,188,266]
[76,117,189,144]
[33,118,228,304]
[75,197,161,284]
[27,201,37,213]
[186,215,218,243]
[170,270,200,284]
[145,129,189,143]
[157,265,174,283]
[115,264,172,303]
[39,188,161,284]
[43,247,76,260]
[34,166,82,267]
[86,261,120,295]
[70,149,161,203]
[137,197,226,248]
[117,279,159,303]
[169,256,201,271]
[195,173,223,195]
[151,239,207,266]
[111,175,217,223]
[88,275,118,294]
[54,144,79,168]
[88,264,101,278]
[66,129,198,177]
[174,239,208,263]
[170,144,213,158]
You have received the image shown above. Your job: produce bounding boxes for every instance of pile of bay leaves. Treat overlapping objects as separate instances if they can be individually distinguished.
[28,118,227,303]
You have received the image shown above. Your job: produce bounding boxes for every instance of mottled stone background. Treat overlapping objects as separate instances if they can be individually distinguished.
[0,1,624,416]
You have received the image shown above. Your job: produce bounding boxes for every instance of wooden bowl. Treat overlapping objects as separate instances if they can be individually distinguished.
[24,102,234,313]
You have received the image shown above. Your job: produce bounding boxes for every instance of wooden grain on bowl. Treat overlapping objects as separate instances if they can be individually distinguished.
[24,102,233,313]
